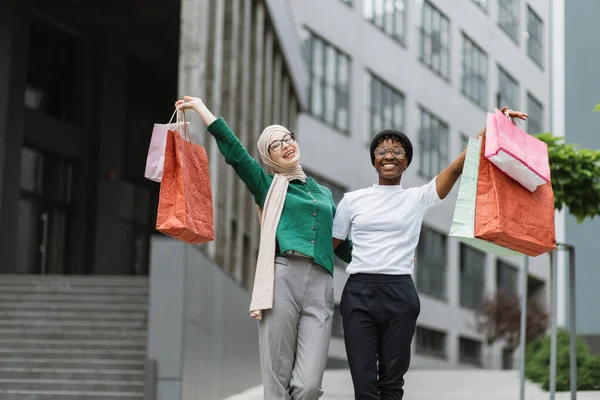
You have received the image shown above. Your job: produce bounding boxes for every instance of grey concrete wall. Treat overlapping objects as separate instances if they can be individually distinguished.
[564,0,600,335]
[147,236,261,400]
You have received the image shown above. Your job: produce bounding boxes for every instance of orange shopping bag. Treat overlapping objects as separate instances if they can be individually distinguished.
[156,128,214,243]
[474,134,556,257]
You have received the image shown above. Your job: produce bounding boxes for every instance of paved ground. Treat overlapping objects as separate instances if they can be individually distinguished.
[224,369,600,400]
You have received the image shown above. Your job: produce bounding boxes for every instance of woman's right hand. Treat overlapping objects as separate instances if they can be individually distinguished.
[175,96,203,111]
[175,95,217,126]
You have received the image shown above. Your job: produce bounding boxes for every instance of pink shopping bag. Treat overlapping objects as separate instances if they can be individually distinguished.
[485,108,551,192]
[144,109,190,182]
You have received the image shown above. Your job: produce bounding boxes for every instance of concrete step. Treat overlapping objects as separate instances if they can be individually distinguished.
[0,358,145,371]
[0,275,149,399]
[0,274,148,286]
[0,310,146,321]
[0,348,146,360]
[0,302,148,311]
[0,319,147,329]
[0,328,147,340]
[0,391,143,400]
[0,379,144,393]
[0,338,146,351]
[0,294,148,303]
[0,285,148,296]
[0,367,144,381]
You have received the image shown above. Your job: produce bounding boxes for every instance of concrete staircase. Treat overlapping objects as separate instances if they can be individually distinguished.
[0,275,149,400]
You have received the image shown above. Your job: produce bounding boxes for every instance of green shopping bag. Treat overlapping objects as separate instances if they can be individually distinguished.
[449,137,522,257]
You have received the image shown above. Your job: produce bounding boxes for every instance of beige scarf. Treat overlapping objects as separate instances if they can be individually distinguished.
[250,125,306,320]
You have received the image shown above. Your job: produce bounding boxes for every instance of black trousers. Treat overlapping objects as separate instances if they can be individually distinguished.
[340,273,420,400]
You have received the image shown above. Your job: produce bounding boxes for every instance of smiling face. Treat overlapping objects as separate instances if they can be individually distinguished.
[268,130,301,168]
[374,136,408,185]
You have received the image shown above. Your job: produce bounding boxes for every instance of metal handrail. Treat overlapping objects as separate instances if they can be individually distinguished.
[519,243,577,400]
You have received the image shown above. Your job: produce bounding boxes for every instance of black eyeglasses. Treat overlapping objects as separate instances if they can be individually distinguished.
[269,133,296,152]
[374,146,406,159]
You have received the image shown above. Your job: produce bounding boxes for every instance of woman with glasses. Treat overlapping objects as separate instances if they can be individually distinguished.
[175,96,352,400]
[332,108,527,399]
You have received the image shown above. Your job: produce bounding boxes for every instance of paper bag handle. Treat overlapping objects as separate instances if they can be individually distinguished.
[181,111,191,142]
[166,108,193,143]
[503,108,522,129]
[167,108,179,124]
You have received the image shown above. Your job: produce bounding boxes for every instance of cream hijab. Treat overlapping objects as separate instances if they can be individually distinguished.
[249,125,306,320]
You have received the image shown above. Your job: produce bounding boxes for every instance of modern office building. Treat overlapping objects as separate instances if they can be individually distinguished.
[288,0,552,370]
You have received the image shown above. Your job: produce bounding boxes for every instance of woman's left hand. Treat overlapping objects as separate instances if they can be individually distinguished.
[500,106,528,121]
[477,106,528,139]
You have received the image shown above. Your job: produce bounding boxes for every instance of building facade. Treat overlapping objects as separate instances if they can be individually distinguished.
[0,1,305,397]
[551,0,600,352]
[289,0,553,369]
[0,0,304,282]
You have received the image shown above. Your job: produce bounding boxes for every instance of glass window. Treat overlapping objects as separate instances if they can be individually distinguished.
[527,6,543,67]
[461,34,488,108]
[460,244,486,310]
[302,30,352,134]
[418,107,449,179]
[498,0,520,43]
[419,1,451,79]
[527,92,544,134]
[363,0,406,43]
[459,337,483,367]
[368,74,405,139]
[416,326,447,358]
[497,260,519,296]
[416,227,447,300]
[26,17,84,127]
[497,66,519,109]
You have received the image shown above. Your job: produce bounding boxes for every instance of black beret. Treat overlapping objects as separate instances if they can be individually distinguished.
[369,129,413,166]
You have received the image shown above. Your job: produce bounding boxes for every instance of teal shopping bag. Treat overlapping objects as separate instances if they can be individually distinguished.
[449,137,522,257]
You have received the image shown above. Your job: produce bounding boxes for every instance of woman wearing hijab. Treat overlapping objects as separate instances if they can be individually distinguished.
[176,96,352,400]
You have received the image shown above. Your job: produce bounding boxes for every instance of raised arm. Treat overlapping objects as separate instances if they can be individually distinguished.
[176,96,270,201]
[435,107,528,200]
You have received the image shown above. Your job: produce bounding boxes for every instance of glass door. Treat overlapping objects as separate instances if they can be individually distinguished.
[16,147,72,274]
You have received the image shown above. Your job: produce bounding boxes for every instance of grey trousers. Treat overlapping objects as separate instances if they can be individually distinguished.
[258,256,334,400]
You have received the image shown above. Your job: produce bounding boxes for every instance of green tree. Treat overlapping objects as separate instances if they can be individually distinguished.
[535,134,600,222]
[526,330,600,391]
[594,103,600,112]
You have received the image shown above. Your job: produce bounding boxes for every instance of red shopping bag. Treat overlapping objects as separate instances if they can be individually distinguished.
[156,128,214,243]
[474,134,556,257]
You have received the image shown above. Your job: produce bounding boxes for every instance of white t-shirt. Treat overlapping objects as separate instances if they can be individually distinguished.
[332,178,442,275]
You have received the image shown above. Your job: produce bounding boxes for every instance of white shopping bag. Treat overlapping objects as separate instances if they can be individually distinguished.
[144,109,189,182]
